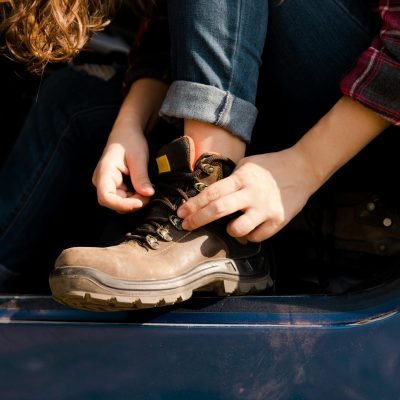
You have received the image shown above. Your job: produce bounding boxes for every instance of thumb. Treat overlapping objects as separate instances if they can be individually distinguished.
[127,153,154,197]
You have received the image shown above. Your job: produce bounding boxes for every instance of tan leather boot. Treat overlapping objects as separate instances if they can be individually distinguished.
[49,137,273,311]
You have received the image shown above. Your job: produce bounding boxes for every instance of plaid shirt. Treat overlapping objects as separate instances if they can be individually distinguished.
[340,0,400,125]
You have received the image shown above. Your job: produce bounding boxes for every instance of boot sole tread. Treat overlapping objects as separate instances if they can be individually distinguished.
[49,260,272,312]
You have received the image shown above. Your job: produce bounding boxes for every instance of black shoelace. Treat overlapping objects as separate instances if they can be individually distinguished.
[125,168,208,250]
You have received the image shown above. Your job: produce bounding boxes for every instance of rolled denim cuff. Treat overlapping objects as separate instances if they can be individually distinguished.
[160,81,258,143]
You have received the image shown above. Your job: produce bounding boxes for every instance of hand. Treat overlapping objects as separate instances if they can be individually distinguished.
[177,147,319,242]
[92,123,154,213]
[177,96,391,242]
[92,78,168,213]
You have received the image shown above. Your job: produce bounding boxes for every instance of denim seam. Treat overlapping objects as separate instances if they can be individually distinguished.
[1,105,120,239]
[215,0,252,132]
[216,92,233,127]
[227,0,243,98]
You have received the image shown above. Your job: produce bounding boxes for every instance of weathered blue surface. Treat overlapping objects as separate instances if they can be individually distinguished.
[0,280,399,400]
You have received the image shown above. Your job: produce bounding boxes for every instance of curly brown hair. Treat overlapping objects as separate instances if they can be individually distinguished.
[0,0,119,72]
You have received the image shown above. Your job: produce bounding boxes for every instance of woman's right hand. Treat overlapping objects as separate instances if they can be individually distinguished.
[92,123,154,213]
[92,78,168,213]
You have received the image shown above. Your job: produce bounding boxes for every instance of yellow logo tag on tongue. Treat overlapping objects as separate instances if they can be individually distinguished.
[156,154,171,174]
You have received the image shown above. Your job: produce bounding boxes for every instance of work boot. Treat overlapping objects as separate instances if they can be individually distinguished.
[49,137,273,311]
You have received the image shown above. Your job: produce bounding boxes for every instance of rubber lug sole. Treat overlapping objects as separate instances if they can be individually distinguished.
[49,260,273,312]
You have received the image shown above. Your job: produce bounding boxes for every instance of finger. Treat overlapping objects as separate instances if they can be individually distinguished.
[127,152,154,197]
[96,173,143,212]
[115,189,152,208]
[93,158,128,187]
[178,174,242,218]
[181,189,249,231]
[226,208,266,238]
[115,187,133,198]
[99,192,144,213]
[116,187,152,203]
[246,220,283,242]
[95,166,121,197]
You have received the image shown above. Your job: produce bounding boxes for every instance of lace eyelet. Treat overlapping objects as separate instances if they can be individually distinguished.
[200,163,214,174]
[156,226,173,241]
[146,234,160,249]
[169,215,183,230]
[194,182,208,192]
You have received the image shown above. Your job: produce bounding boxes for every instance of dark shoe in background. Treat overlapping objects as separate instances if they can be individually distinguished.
[49,137,273,311]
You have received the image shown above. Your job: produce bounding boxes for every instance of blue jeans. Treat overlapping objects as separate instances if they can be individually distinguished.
[161,0,380,144]
[0,64,124,292]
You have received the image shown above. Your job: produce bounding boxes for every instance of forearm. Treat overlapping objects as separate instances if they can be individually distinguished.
[114,78,168,136]
[294,96,391,192]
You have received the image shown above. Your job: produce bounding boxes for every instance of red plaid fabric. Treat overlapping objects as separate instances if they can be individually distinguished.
[340,0,400,125]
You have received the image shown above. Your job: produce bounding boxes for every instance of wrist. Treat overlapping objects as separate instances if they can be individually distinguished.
[285,145,323,195]
[293,96,390,187]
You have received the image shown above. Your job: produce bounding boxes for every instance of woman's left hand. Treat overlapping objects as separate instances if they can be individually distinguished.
[177,147,319,242]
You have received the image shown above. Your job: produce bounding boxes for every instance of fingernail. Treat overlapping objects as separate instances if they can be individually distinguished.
[131,199,143,208]
[181,220,189,230]
[143,183,154,193]
[177,208,187,218]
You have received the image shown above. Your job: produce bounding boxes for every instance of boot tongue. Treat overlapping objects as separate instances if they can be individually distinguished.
[155,136,195,175]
